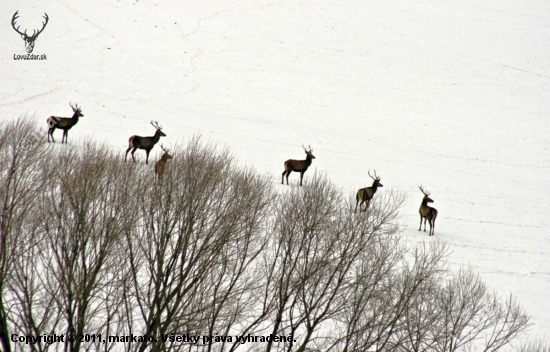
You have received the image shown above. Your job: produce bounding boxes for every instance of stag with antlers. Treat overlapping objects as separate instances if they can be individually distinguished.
[355,170,383,212]
[281,144,316,186]
[155,145,173,180]
[418,186,438,236]
[125,121,166,164]
[46,103,84,143]
[12,11,49,53]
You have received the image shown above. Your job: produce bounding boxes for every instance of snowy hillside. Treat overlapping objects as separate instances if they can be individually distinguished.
[1,0,549,343]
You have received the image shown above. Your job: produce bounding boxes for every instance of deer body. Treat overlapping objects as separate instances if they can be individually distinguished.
[281,145,315,186]
[418,186,438,236]
[125,121,166,164]
[47,103,83,143]
[154,146,173,180]
[355,170,383,212]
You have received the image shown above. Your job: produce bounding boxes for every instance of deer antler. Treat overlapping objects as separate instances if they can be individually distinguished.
[70,102,81,112]
[302,144,313,153]
[11,12,49,39]
[160,144,169,153]
[11,11,25,36]
[151,121,163,130]
[418,185,430,196]
[30,13,48,39]
[368,169,380,181]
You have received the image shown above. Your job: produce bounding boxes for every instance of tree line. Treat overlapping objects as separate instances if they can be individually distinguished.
[0,117,546,352]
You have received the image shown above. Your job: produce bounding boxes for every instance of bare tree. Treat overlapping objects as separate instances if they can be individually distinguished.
[24,142,140,352]
[432,268,529,352]
[517,338,550,352]
[0,117,49,352]
[261,175,406,352]
[330,239,448,352]
[123,137,273,352]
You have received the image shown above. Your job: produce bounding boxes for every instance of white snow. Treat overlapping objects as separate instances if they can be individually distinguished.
[1,0,549,344]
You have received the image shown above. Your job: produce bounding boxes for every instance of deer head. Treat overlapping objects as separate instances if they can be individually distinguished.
[302,144,316,159]
[12,11,49,53]
[70,103,84,117]
[159,144,173,161]
[368,170,383,187]
[419,185,434,203]
[151,121,166,137]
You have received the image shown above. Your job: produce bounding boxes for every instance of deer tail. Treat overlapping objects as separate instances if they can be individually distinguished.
[128,136,135,148]
[46,116,58,129]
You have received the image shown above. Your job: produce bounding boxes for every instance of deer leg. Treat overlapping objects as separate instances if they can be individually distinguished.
[423,218,427,232]
[131,148,137,163]
[285,170,291,185]
[432,218,435,236]
[145,149,151,164]
[281,171,287,184]
[47,128,54,143]
[62,130,68,143]
[299,172,304,186]
[125,147,131,161]
[419,215,422,231]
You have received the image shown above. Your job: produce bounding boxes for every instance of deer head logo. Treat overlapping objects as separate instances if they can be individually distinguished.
[12,11,49,53]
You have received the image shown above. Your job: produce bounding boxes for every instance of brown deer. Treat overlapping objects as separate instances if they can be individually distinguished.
[355,170,383,212]
[12,11,49,53]
[154,145,173,180]
[125,121,166,164]
[281,145,316,186]
[418,186,438,236]
[46,103,84,143]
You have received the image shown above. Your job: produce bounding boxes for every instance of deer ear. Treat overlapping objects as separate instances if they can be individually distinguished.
[21,34,26,39]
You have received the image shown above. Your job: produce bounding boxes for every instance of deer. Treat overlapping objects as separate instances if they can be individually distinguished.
[46,103,84,143]
[355,170,383,212]
[125,121,166,164]
[418,186,438,236]
[12,11,49,53]
[154,145,173,180]
[281,145,316,186]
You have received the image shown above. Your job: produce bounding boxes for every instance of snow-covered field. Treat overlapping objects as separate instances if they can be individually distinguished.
[1,0,549,344]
